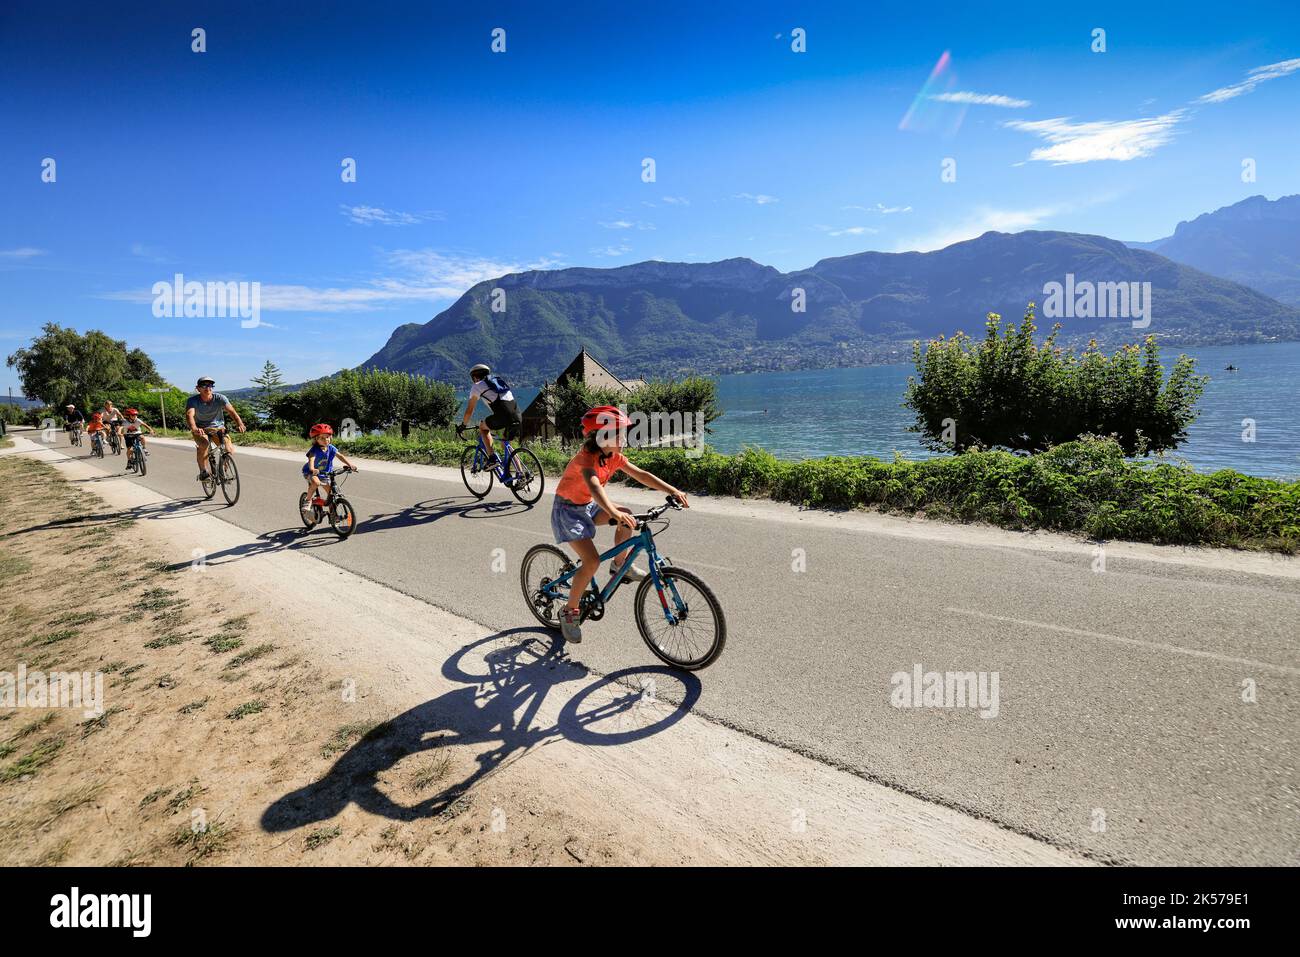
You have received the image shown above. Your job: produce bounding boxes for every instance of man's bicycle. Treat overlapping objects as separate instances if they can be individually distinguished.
[299,466,357,539]
[198,427,240,505]
[67,425,82,447]
[125,436,148,476]
[520,496,726,670]
[456,424,544,505]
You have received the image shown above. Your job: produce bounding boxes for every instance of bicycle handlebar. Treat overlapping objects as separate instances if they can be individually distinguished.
[606,495,684,528]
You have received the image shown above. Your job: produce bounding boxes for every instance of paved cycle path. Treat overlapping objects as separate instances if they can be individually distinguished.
[23,430,1300,864]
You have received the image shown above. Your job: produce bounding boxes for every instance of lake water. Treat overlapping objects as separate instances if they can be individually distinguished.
[511,341,1300,479]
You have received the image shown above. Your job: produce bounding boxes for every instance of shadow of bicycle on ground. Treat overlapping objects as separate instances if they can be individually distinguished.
[260,627,700,832]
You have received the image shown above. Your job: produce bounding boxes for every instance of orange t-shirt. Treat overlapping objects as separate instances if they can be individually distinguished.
[85,420,104,432]
[554,448,628,504]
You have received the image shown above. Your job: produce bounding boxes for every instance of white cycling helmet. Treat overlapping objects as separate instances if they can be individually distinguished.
[470,363,490,379]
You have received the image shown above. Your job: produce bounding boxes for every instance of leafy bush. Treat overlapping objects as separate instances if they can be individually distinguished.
[269,369,457,436]
[550,374,722,442]
[905,306,1208,455]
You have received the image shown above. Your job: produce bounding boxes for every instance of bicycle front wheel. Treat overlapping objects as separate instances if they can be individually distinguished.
[330,495,356,539]
[506,447,545,505]
[460,445,493,499]
[219,454,240,506]
[135,447,147,476]
[520,543,575,629]
[634,566,727,670]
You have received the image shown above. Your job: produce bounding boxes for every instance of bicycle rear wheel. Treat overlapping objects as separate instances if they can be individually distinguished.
[460,445,493,498]
[633,566,727,670]
[520,543,575,628]
[330,495,356,539]
[219,454,240,506]
[505,447,545,505]
[298,492,321,528]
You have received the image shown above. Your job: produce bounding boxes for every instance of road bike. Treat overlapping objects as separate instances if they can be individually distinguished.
[520,496,726,670]
[456,424,544,505]
[125,435,148,476]
[299,466,357,539]
[198,427,240,505]
[89,431,104,458]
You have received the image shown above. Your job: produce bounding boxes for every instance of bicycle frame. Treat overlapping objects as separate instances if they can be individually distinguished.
[471,429,517,480]
[541,524,688,625]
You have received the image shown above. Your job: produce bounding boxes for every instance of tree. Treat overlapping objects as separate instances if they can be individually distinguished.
[904,305,1208,455]
[124,347,161,384]
[250,360,287,422]
[6,323,129,408]
[267,369,456,436]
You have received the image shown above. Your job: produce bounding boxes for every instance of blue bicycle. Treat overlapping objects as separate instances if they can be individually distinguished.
[456,424,544,505]
[520,496,727,670]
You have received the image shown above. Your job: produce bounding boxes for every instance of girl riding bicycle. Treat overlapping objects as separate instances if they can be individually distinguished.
[301,424,358,513]
[551,405,687,643]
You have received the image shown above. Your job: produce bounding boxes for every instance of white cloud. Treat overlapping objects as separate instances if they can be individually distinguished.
[130,243,172,263]
[815,224,881,238]
[661,195,691,206]
[1196,57,1300,103]
[842,203,912,214]
[98,250,567,313]
[340,205,443,226]
[930,91,1031,108]
[591,244,632,258]
[734,193,779,205]
[1003,111,1186,164]
[894,205,1066,252]
[598,219,655,230]
[0,247,47,259]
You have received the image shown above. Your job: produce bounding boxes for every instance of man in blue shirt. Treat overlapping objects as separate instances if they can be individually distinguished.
[185,376,247,480]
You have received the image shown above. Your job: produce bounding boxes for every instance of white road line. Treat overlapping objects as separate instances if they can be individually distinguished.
[945,606,1300,676]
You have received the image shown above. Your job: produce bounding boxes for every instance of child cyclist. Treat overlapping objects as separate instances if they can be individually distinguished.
[120,408,153,469]
[301,424,358,514]
[551,405,688,643]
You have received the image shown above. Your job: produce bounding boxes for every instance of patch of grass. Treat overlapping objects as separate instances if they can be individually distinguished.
[204,634,244,653]
[0,734,66,782]
[51,610,97,627]
[166,781,206,812]
[321,720,392,759]
[225,643,275,669]
[304,826,342,851]
[171,818,233,861]
[38,782,103,826]
[221,614,252,633]
[137,588,181,612]
[139,786,170,809]
[13,713,56,739]
[25,629,79,647]
[411,753,452,792]
[120,611,143,623]
[0,553,33,578]
[0,744,15,760]
[102,660,128,673]
[225,700,267,720]
[144,633,191,649]
[178,697,208,714]
[79,706,125,738]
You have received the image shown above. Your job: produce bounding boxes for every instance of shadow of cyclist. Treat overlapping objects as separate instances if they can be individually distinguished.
[260,627,700,833]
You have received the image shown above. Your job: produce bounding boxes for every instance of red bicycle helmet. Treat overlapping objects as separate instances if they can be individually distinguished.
[309,423,334,437]
[124,408,138,416]
[581,405,631,436]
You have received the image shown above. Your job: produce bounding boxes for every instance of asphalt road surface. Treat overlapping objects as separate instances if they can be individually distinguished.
[37,430,1300,865]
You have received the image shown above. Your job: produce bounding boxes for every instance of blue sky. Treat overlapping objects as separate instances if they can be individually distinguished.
[2,0,1298,395]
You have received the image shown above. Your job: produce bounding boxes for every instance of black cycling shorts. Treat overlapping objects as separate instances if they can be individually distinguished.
[484,400,522,437]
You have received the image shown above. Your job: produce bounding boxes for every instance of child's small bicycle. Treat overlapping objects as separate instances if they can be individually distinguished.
[90,431,105,458]
[299,466,357,539]
[520,496,726,670]
[456,424,544,505]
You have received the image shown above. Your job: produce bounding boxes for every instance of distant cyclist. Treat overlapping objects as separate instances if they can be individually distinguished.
[186,376,247,480]
[101,400,124,450]
[301,423,358,514]
[120,408,153,469]
[459,363,522,466]
[63,404,85,437]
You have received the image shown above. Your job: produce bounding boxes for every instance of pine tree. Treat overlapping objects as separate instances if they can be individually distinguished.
[250,360,286,423]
